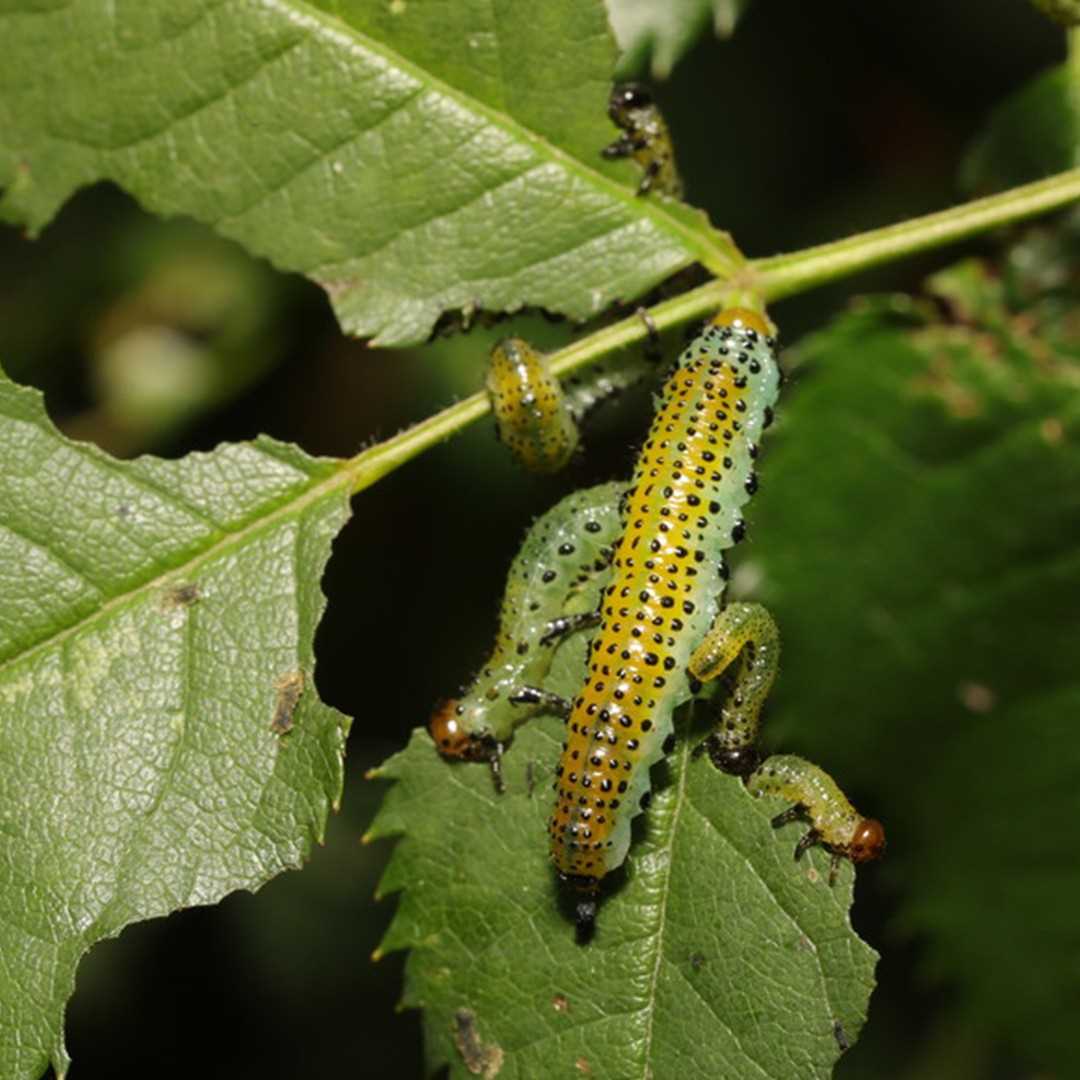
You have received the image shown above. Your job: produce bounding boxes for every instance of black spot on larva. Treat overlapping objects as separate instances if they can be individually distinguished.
[744,472,758,495]
[640,790,652,810]
[731,521,746,543]
[542,569,557,583]
[558,542,575,556]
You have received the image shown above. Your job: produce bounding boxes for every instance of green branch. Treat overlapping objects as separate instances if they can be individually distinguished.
[753,167,1080,300]
[346,167,1080,494]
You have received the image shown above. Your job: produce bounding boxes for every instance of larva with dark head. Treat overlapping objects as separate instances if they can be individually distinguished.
[748,756,886,882]
[430,482,623,789]
[602,83,683,198]
[550,309,779,900]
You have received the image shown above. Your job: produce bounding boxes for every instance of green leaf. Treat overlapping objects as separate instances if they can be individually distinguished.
[961,62,1080,193]
[750,220,1080,1072]
[0,369,353,1079]
[606,0,753,79]
[0,0,738,346]
[369,636,877,1078]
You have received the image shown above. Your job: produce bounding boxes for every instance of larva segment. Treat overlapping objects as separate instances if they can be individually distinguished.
[688,601,779,776]
[747,755,886,880]
[549,312,781,890]
[602,83,683,199]
[486,338,579,473]
[430,482,623,784]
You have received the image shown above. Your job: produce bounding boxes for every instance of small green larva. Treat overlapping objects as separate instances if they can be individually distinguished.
[430,482,623,788]
[747,756,886,881]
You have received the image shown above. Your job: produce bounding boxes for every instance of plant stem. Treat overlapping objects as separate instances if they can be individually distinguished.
[753,167,1080,300]
[346,167,1080,492]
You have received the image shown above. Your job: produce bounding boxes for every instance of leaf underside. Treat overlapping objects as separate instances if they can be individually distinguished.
[0,371,353,1079]
[0,0,736,346]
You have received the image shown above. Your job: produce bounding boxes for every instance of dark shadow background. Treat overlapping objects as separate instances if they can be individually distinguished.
[0,2,1065,1077]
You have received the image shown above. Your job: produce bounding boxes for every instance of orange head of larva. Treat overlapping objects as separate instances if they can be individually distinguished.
[709,308,773,337]
[429,699,482,760]
[848,818,886,863]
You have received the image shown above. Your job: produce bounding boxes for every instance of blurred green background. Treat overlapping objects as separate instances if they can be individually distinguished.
[0,1,1070,1077]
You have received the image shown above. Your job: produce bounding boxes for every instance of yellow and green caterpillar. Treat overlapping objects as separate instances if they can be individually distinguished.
[435,310,884,931]
[485,335,655,474]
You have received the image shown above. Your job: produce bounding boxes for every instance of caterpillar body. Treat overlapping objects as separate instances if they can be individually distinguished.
[486,336,655,474]
[549,309,780,890]
[486,338,580,474]
[746,756,886,881]
[602,83,683,199]
[430,482,624,788]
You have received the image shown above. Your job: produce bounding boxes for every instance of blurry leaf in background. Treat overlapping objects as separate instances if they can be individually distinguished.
[606,0,753,78]
[962,58,1080,192]
[0,373,352,1079]
[72,224,290,455]
[750,213,1080,1076]
[0,199,302,453]
[369,600,877,1079]
[1029,0,1080,27]
[0,0,734,346]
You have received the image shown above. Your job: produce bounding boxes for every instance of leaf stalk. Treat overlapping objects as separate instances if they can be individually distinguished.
[347,167,1080,493]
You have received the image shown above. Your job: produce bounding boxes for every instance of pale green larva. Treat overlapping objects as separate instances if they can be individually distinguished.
[430,482,623,789]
